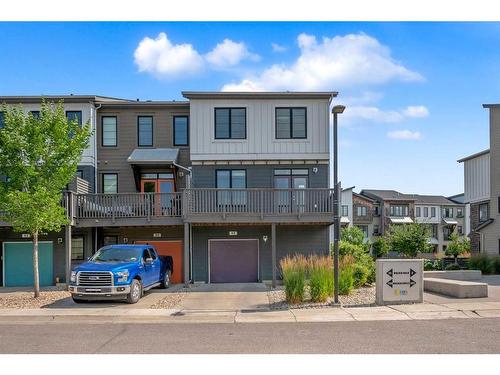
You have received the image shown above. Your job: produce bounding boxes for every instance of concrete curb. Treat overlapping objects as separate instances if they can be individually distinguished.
[1,302,500,323]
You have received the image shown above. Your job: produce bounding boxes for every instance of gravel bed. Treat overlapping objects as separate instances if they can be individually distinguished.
[150,292,186,309]
[268,285,376,310]
[0,291,71,309]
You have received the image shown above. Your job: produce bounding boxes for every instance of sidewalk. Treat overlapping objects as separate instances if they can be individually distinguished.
[1,300,500,324]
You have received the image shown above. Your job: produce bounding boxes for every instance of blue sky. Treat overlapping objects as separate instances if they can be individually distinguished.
[0,22,498,196]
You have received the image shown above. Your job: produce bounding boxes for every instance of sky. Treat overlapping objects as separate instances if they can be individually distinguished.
[0,22,498,196]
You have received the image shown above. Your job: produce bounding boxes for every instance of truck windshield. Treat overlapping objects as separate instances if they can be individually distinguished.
[90,247,142,263]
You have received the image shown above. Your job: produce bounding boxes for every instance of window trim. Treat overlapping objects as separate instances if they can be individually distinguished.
[101,116,118,147]
[215,169,247,189]
[214,107,247,140]
[65,111,83,126]
[137,116,154,147]
[275,107,308,139]
[173,115,189,146]
[102,173,118,194]
[479,203,489,223]
[71,236,85,261]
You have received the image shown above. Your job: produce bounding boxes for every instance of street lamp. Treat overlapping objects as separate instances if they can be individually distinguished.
[332,105,345,305]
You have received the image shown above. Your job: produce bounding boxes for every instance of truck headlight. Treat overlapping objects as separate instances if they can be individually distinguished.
[115,270,129,282]
[70,271,77,283]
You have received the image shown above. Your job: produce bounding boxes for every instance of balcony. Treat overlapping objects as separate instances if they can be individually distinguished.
[70,188,336,227]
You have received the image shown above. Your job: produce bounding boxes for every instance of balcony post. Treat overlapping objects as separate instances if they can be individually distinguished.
[271,223,277,288]
[65,223,72,288]
[184,222,190,287]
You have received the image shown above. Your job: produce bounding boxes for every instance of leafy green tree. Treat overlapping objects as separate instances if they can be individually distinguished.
[0,102,91,297]
[372,236,389,258]
[386,223,432,258]
[445,233,471,264]
[341,226,365,246]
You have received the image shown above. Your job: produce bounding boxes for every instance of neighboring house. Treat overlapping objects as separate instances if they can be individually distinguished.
[458,149,491,254]
[352,192,380,242]
[341,186,354,228]
[448,193,470,237]
[1,91,338,287]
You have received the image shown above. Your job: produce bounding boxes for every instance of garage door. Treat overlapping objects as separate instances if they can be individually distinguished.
[135,240,183,284]
[3,242,54,287]
[209,239,259,283]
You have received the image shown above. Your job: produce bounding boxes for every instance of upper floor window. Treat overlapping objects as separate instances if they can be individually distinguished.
[416,207,421,217]
[216,169,247,205]
[173,116,189,146]
[102,116,117,147]
[443,207,454,218]
[431,207,436,217]
[138,116,153,147]
[29,111,40,119]
[0,111,4,128]
[357,206,367,217]
[66,111,82,126]
[390,205,408,217]
[102,173,118,194]
[424,207,429,217]
[457,207,464,217]
[275,107,307,139]
[356,225,369,239]
[341,205,348,217]
[215,108,246,139]
[374,206,380,216]
[479,203,489,222]
[431,224,438,238]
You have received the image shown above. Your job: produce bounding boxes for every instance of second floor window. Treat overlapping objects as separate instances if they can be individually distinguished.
[173,116,189,146]
[431,224,438,238]
[276,107,307,139]
[373,225,380,235]
[357,206,367,217]
[424,207,429,217]
[102,173,118,194]
[66,111,82,126]
[216,169,246,205]
[30,110,40,119]
[416,207,421,217]
[431,207,436,217]
[215,108,246,139]
[138,116,153,147]
[357,225,368,238]
[479,203,489,222]
[390,205,408,217]
[443,207,454,218]
[102,116,117,147]
[341,205,348,217]
[457,207,464,217]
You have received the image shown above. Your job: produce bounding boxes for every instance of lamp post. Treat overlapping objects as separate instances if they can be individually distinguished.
[332,105,345,305]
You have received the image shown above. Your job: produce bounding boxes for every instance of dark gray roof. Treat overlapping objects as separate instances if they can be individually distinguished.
[100,100,189,108]
[411,195,458,206]
[127,148,179,165]
[448,193,465,204]
[182,91,337,100]
[457,149,490,163]
[0,95,131,104]
[360,190,416,201]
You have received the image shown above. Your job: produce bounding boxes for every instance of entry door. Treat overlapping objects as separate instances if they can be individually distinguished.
[141,179,176,215]
[209,239,259,283]
[274,176,307,212]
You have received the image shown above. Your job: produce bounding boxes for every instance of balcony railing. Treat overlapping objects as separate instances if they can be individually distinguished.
[71,188,335,224]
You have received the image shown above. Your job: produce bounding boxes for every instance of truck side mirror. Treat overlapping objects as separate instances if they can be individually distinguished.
[146,257,154,264]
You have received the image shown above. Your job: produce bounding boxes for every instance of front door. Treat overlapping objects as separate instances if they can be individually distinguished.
[273,172,308,213]
[140,174,176,216]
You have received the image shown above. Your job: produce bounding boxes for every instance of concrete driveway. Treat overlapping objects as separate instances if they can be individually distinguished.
[179,283,270,311]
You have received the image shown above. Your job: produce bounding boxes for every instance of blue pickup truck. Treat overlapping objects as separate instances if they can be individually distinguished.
[69,244,173,304]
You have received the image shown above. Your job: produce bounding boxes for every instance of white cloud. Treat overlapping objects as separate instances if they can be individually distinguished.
[271,43,287,53]
[222,32,423,91]
[134,32,204,79]
[344,105,429,124]
[387,130,422,140]
[205,39,259,69]
[402,105,429,118]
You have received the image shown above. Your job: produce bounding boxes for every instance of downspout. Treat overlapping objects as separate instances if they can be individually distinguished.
[92,103,101,253]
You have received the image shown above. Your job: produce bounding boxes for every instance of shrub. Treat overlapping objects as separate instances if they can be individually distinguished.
[493,257,500,274]
[372,236,389,258]
[308,256,334,302]
[280,255,307,304]
[468,254,494,274]
[338,255,355,295]
[386,223,432,257]
[352,263,368,288]
[424,259,442,271]
[445,263,461,270]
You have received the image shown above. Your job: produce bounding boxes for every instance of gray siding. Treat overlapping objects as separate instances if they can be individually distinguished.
[97,105,190,193]
[192,164,328,189]
[76,165,95,193]
[191,224,329,282]
[98,226,183,247]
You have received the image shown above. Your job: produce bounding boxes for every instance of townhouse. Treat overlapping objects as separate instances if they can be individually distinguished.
[1,91,338,287]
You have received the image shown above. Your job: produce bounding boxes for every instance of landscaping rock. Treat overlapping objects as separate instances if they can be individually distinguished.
[150,292,186,309]
[0,291,71,309]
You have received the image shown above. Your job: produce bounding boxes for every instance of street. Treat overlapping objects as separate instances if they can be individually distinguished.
[0,318,499,354]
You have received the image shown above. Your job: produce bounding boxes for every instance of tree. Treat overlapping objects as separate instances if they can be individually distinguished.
[0,101,91,297]
[372,236,389,258]
[386,223,432,258]
[341,226,365,247]
[445,233,471,264]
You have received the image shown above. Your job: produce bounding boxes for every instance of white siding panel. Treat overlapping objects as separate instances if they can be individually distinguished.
[464,153,490,203]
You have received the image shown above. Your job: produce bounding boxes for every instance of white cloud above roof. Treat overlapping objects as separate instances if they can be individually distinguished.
[205,39,259,69]
[387,130,422,140]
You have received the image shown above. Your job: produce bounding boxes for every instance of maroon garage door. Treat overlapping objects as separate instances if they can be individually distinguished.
[209,239,259,283]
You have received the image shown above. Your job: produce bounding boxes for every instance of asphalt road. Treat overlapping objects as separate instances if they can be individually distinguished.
[1,318,499,354]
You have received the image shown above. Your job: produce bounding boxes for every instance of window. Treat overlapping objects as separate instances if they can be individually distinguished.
[479,203,489,222]
[173,116,189,146]
[66,111,82,126]
[424,207,428,217]
[374,206,380,216]
[457,207,464,217]
[373,225,380,235]
[443,226,453,241]
[458,225,463,235]
[103,236,117,246]
[357,225,369,238]
[341,205,348,217]
[102,116,117,147]
[0,111,4,128]
[76,170,83,179]
[431,207,436,217]
[275,107,307,139]
[30,110,40,119]
[443,207,454,218]
[416,207,421,217]
[357,206,367,217]
[390,205,408,217]
[71,237,84,261]
[431,224,438,238]
[215,108,246,139]
[216,169,247,205]
[102,173,118,194]
[138,116,153,146]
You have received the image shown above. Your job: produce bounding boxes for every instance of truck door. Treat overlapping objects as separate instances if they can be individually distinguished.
[142,249,153,286]
[148,248,162,283]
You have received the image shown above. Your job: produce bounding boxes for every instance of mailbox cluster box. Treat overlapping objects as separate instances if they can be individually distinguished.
[375,259,424,305]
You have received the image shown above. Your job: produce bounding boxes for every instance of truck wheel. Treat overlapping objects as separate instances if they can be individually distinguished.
[126,279,142,304]
[160,271,171,289]
[72,296,87,304]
